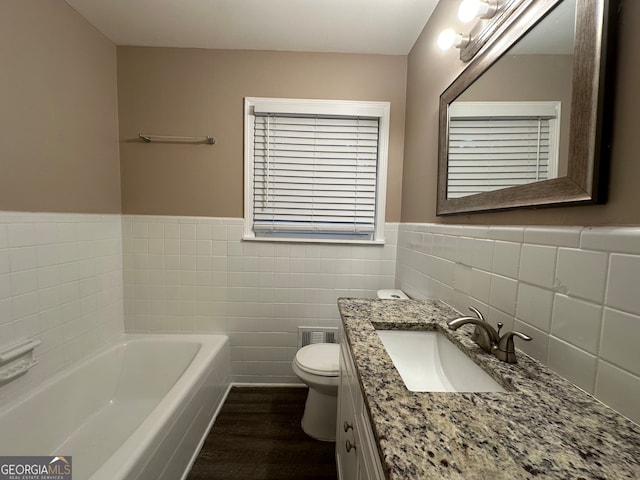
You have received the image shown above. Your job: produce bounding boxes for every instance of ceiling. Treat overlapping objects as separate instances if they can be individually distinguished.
[64,0,440,55]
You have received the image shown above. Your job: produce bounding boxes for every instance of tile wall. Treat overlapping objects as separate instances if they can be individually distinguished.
[121,215,397,384]
[396,223,640,424]
[0,211,124,404]
[3,212,637,425]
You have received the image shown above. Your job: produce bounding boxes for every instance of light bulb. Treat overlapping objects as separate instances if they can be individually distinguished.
[458,0,494,23]
[437,29,457,50]
[437,29,467,50]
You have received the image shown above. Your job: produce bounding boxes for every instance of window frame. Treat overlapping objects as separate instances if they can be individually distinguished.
[243,97,390,244]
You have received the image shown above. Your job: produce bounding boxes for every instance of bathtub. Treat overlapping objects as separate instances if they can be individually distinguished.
[0,334,231,480]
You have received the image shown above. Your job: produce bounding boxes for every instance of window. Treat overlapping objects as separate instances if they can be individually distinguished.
[244,98,390,243]
[447,101,561,198]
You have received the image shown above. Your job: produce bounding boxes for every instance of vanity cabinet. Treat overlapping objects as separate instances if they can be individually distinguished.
[336,336,385,480]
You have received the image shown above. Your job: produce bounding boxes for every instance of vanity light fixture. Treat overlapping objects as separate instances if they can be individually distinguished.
[437,28,470,50]
[458,0,498,23]
[437,0,502,53]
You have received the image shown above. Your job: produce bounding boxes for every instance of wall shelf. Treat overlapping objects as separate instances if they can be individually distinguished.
[138,134,215,145]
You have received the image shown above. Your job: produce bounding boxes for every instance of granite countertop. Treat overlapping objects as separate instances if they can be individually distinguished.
[338,298,640,480]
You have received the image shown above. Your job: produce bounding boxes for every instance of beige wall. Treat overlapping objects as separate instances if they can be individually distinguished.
[402,0,640,225]
[118,48,407,221]
[0,0,121,213]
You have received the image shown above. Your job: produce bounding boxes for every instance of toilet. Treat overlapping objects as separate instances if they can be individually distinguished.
[293,290,408,441]
[377,289,409,300]
[292,342,340,441]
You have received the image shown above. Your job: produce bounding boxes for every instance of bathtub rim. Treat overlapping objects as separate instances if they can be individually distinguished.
[0,333,228,416]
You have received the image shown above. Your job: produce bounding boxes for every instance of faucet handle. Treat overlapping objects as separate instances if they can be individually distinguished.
[495,331,532,363]
[468,306,485,322]
[511,331,532,342]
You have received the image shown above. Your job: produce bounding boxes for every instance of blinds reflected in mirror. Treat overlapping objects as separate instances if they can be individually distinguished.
[446,101,560,199]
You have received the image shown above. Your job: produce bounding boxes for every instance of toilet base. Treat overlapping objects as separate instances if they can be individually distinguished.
[300,387,337,442]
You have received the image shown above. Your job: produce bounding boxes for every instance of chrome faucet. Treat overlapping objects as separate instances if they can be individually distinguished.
[447,316,499,354]
[447,307,532,363]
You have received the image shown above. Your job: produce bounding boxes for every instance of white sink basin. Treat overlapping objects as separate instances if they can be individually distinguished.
[376,330,506,392]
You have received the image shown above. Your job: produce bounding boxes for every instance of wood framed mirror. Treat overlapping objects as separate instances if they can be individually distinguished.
[437,0,617,216]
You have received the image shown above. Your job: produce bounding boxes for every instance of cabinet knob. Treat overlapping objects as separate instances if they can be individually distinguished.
[345,440,356,453]
[343,421,354,432]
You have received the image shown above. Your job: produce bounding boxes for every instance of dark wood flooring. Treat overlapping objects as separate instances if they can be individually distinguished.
[188,386,338,480]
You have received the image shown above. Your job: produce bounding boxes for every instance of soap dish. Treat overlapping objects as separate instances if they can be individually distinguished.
[0,339,41,386]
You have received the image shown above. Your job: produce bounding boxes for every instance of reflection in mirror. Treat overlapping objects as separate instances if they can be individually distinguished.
[437,0,616,216]
[446,0,576,199]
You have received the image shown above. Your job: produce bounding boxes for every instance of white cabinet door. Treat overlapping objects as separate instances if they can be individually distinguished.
[337,336,384,480]
[357,411,385,480]
[337,342,359,479]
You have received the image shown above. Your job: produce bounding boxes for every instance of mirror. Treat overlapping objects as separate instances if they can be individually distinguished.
[437,0,617,215]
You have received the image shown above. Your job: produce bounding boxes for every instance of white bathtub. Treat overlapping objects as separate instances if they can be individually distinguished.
[0,334,231,480]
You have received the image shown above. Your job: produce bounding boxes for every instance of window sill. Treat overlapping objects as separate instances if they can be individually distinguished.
[242,236,385,246]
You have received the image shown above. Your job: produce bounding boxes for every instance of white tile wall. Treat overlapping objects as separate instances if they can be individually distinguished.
[0,211,124,405]
[595,361,640,425]
[396,223,640,424]
[551,294,602,354]
[516,283,554,332]
[122,215,397,384]
[4,213,638,425]
[600,308,640,376]
[556,248,608,302]
[519,244,557,288]
[489,274,518,316]
[491,241,521,278]
[547,336,597,393]
[606,254,640,316]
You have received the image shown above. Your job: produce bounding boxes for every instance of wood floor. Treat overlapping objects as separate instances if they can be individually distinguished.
[188,386,338,480]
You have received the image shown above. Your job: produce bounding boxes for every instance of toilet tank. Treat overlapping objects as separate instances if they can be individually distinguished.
[376,289,409,299]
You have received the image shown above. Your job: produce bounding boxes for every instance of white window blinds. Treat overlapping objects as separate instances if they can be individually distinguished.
[244,98,389,243]
[252,114,379,236]
[447,101,560,199]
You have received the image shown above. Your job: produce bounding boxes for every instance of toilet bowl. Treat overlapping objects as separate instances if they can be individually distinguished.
[292,343,340,442]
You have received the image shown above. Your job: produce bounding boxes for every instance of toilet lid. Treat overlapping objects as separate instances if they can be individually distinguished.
[295,343,340,377]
